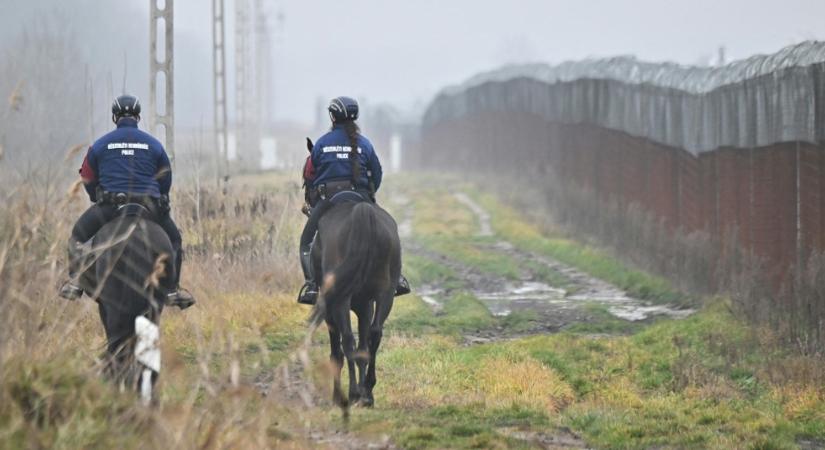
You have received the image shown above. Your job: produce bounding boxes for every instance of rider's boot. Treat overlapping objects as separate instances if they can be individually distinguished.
[395,274,411,297]
[297,250,318,305]
[165,249,196,310]
[59,239,85,301]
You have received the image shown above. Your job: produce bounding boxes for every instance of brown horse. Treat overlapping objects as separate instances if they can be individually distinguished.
[309,199,401,412]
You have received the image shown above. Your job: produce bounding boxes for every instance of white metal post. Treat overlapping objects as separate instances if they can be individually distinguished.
[150,0,175,162]
[213,0,228,184]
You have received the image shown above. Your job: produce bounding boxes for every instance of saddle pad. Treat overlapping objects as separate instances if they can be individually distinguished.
[329,190,367,205]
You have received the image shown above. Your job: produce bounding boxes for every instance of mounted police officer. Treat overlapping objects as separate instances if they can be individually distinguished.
[298,96,410,305]
[59,95,194,308]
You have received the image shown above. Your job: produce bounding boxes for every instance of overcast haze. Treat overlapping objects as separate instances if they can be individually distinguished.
[3,0,825,126]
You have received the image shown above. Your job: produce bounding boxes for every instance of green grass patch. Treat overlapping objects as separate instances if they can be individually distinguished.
[387,291,495,336]
[363,175,825,449]
[417,235,524,280]
[374,301,825,448]
[353,404,551,450]
[404,252,463,290]
[562,302,664,336]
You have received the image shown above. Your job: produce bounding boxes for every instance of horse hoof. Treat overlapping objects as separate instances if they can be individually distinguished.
[358,395,374,408]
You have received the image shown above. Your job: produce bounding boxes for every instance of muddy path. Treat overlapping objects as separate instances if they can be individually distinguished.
[251,191,688,449]
[398,193,692,342]
[248,192,625,450]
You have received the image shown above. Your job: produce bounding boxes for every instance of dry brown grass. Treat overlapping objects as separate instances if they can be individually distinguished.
[0,171,342,449]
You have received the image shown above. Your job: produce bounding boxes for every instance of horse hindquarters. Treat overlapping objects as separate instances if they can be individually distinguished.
[94,219,166,396]
[315,202,399,409]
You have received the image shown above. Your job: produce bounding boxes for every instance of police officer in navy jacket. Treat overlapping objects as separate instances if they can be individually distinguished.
[297,96,409,304]
[59,95,194,308]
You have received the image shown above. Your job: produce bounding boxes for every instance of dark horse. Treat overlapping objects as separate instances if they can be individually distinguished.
[79,204,173,404]
[309,199,401,411]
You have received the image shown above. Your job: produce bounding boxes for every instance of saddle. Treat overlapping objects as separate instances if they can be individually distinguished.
[329,190,368,205]
[99,191,163,222]
[117,202,153,218]
[313,179,372,207]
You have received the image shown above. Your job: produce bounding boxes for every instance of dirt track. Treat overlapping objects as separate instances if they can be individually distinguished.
[254,191,692,450]
[403,193,692,342]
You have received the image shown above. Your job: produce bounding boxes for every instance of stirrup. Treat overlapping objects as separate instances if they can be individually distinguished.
[297,282,318,305]
[59,281,84,301]
[166,288,196,310]
[395,275,411,297]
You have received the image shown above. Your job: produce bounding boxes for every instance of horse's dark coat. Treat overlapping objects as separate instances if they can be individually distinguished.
[310,201,401,410]
[85,211,172,390]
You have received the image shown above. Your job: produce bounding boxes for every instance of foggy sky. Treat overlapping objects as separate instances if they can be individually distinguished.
[3,0,825,127]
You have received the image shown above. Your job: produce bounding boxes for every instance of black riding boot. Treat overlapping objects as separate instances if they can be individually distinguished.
[166,248,195,310]
[396,274,411,296]
[297,250,318,305]
[59,239,86,300]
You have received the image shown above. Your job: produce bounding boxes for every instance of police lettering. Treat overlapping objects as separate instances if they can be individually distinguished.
[107,142,149,150]
[322,145,362,154]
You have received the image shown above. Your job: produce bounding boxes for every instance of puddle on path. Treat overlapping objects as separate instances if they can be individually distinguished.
[475,281,567,317]
[417,286,445,313]
[472,276,692,323]
[416,195,695,327]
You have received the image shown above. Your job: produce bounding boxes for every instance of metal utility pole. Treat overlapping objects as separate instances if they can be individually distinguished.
[212,0,228,185]
[247,0,270,171]
[235,0,250,169]
[272,9,285,122]
[255,0,271,123]
[150,0,175,161]
[234,0,275,172]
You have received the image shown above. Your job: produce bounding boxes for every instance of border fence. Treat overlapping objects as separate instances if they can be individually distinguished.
[417,41,825,288]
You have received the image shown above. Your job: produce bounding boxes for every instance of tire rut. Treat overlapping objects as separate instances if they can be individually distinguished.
[401,193,694,343]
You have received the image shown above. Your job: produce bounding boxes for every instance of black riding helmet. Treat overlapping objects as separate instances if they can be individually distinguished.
[328,96,359,123]
[111,95,141,123]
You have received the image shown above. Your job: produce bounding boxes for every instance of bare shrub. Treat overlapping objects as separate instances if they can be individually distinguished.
[0,171,316,448]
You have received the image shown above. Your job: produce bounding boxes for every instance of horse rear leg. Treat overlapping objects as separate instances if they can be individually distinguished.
[326,321,347,410]
[336,310,359,410]
[98,300,136,384]
[352,301,374,405]
[363,290,395,407]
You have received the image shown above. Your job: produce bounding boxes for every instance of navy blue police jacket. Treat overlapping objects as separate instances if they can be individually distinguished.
[79,118,172,201]
[310,124,383,192]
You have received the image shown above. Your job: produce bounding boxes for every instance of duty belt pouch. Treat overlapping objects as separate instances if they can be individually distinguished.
[95,186,106,205]
[157,194,171,213]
